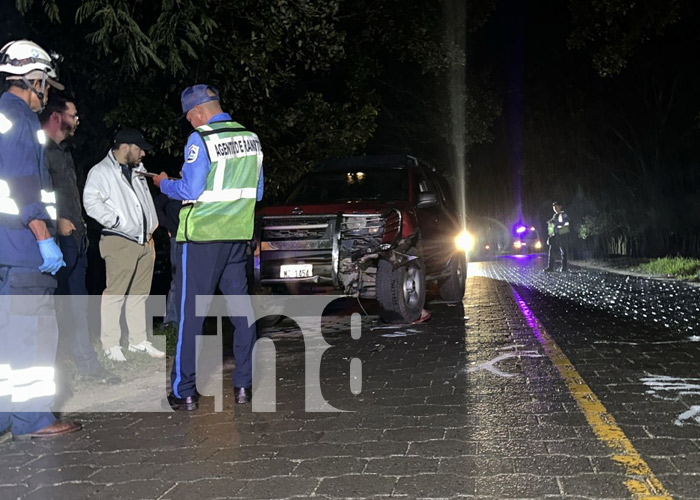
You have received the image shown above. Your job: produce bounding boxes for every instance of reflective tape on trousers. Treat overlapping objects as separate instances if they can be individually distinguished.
[6,366,56,402]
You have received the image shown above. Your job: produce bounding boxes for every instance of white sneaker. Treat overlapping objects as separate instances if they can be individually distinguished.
[128,340,165,359]
[104,346,127,362]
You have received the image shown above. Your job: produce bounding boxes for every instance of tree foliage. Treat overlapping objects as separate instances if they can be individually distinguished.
[11,0,500,201]
[567,0,687,77]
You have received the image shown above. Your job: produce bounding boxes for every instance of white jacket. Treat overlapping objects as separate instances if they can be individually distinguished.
[83,150,158,244]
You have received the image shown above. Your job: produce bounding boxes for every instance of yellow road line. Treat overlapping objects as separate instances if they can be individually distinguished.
[511,288,672,500]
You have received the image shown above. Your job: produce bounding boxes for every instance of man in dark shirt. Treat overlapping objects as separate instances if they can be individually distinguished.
[154,191,181,327]
[40,95,120,384]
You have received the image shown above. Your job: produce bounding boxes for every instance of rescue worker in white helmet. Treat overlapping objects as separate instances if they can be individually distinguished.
[0,39,63,112]
[0,40,81,439]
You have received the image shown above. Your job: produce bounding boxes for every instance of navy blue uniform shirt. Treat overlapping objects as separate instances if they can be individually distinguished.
[0,92,52,268]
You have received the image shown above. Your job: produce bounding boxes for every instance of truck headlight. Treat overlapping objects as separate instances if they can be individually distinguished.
[343,215,383,235]
[345,218,366,231]
[455,231,474,252]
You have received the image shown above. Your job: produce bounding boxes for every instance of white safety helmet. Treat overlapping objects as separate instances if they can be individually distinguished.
[0,40,65,95]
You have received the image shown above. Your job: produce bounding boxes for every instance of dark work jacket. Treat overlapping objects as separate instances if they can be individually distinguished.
[45,138,87,242]
[154,192,182,237]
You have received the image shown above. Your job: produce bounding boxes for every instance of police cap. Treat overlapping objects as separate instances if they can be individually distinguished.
[181,84,219,115]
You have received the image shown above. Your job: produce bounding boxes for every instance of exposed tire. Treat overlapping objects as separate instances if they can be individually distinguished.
[439,252,466,302]
[251,287,285,331]
[256,315,284,329]
[376,256,426,324]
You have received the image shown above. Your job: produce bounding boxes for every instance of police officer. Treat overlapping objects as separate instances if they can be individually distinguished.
[0,40,81,439]
[153,85,263,410]
[545,201,570,272]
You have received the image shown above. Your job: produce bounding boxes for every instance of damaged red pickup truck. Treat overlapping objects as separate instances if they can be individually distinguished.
[253,155,468,323]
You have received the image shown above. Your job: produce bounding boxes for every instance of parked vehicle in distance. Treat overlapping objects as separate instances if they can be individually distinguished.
[513,225,543,254]
[253,155,469,323]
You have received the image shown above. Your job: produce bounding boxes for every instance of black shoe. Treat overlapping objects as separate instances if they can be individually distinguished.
[559,267,568,272]
[234,387,252,405]
[543,267,554,273]
[77,368,121,385]
[167,392,199,411]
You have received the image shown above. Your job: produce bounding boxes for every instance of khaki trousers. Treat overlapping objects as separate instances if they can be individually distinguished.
[99,235,155,350]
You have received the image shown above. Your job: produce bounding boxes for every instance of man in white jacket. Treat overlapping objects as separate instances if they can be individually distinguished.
[83,128,164,361]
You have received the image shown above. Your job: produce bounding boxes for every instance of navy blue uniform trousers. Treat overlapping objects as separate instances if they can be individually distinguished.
[170,241,256,399]
[0,266,58,435]
[547,234,569,271]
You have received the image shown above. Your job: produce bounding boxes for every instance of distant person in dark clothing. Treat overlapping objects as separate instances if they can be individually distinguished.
[40,95,120,385]
[154,191,181,327]
[545,201,570,272]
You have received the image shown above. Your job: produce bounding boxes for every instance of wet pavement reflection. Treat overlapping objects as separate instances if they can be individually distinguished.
[471,255,699,335]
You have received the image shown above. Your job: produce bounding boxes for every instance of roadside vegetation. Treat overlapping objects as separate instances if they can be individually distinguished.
[10,0,500,202]
[634,257,700,281]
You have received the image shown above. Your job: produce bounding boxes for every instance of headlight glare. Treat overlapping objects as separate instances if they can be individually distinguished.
[455,231,474,252]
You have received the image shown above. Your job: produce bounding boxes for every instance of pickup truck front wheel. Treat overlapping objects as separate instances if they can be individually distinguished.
[439,252,466,302]
[376,256,426,324]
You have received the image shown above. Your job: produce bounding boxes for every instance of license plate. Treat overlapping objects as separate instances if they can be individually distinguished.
[280,264,313,278]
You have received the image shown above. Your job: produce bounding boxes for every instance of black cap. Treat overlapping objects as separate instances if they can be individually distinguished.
[114,127,153,151]
[552,201,561,206]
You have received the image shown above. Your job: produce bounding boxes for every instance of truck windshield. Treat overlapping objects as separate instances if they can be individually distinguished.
[285,169,409,204]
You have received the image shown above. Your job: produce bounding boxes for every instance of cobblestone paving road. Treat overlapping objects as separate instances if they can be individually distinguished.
[1,255,698,499]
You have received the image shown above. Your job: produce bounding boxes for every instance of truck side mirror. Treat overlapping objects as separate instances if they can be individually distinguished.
[417,192,438,208]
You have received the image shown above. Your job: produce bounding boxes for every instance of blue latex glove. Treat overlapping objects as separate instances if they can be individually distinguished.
[37,238,66,275]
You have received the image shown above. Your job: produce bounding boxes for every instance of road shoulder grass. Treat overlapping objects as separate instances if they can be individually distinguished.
[633,256,700,281]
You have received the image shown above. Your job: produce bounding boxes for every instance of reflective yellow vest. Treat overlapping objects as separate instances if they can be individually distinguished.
[177,122,262,242]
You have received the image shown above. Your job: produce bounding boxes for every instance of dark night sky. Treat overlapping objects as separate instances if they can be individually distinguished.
[469,0,592,225]
[466,0,700,255]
